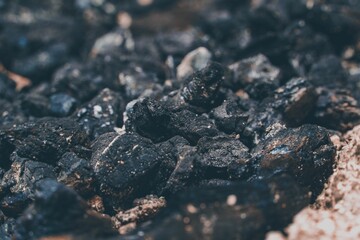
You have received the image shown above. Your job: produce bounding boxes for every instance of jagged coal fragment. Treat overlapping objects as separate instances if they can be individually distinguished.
[250,124,336,196]
[91,132,165,209]
[73,88,124,140]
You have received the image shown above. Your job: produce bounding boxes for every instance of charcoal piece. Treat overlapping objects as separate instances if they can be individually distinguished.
[1,157,55,196]
[12,43,70,83]
[210,97,256,134]
[56,152,95,196]
[0,218,15,240]
[314,88,360,132]
[227,54,280,90]
[126,98,173,143]
[195,135,251,180]
[306,4,360,48]
[180,62,225,108]
[250,124,336,195]
[51,55,167,102]
[20,93,50,117]
[117,58,167,101]
[241,106,284,147]
[244,77,278,100]
[0,118,90,164]
[284,21,333,76]
[73,88,124,140]
[308,55,348,87]
[170,110,220,144]
[49,93,77,117]
[0,99,27,128]
[0,157,55,217]
[126,98,220,144]
[161,146,197,195]
[272,78,317,125]
[0,193,31,217]
[176,47,212,80]
[91,27,134,56]
[0,73,16,100]
[91,132,164,209]
[126,175,309,240]
[14,180,117,240]
[154,136,190,193]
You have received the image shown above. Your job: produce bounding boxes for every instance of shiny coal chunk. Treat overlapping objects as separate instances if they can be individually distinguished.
[272,77,317,125]
[91,132,165,209]
[210,97,256,134]
[161,145,197,195]
[56,152,95,196]
[14,180,117,240]
[73,88,124,140]
[195,135,251,180]
[49,93,77,117]
[155,136,190,193]
[126,98,220,144]
[227,54,280,91]
[126,98,173,142]
[171,110,220,144]
[308,55,348,87]
[0,118,90,164]
[314,88,360,132]
[181,62,225,108]
[20,93,50,117]
[0,157,55,217]
[250,124,336,195]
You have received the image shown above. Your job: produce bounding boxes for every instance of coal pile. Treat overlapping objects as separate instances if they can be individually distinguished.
[0,0,360,239]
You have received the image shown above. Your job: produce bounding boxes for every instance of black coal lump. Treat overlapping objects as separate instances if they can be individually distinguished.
[125,175,310,240]
[313,88,360,132]
[0,117,90,164]
[0,156,55,217]
[272,77,317,126]
[73,88,124,140]
[56,152,95,196]
[90,132,165,209]
[250,124,336,196]
[14,180,117,240]
[20,93,50,117]
[49,93,77,117]
[0,99,28,128]
[126,98,220,144]
[241,106,284,148]
[51,54,167,102]
[180,62,225,109]
[160,145,198,196]
[195,135,251,180]
[227,54,280,91]
[154,136,191,193]
[308,55,348,87]
[170,109,220,145]
[283,21,334,76]
[210,97,257,134]
[126,97,173,143]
